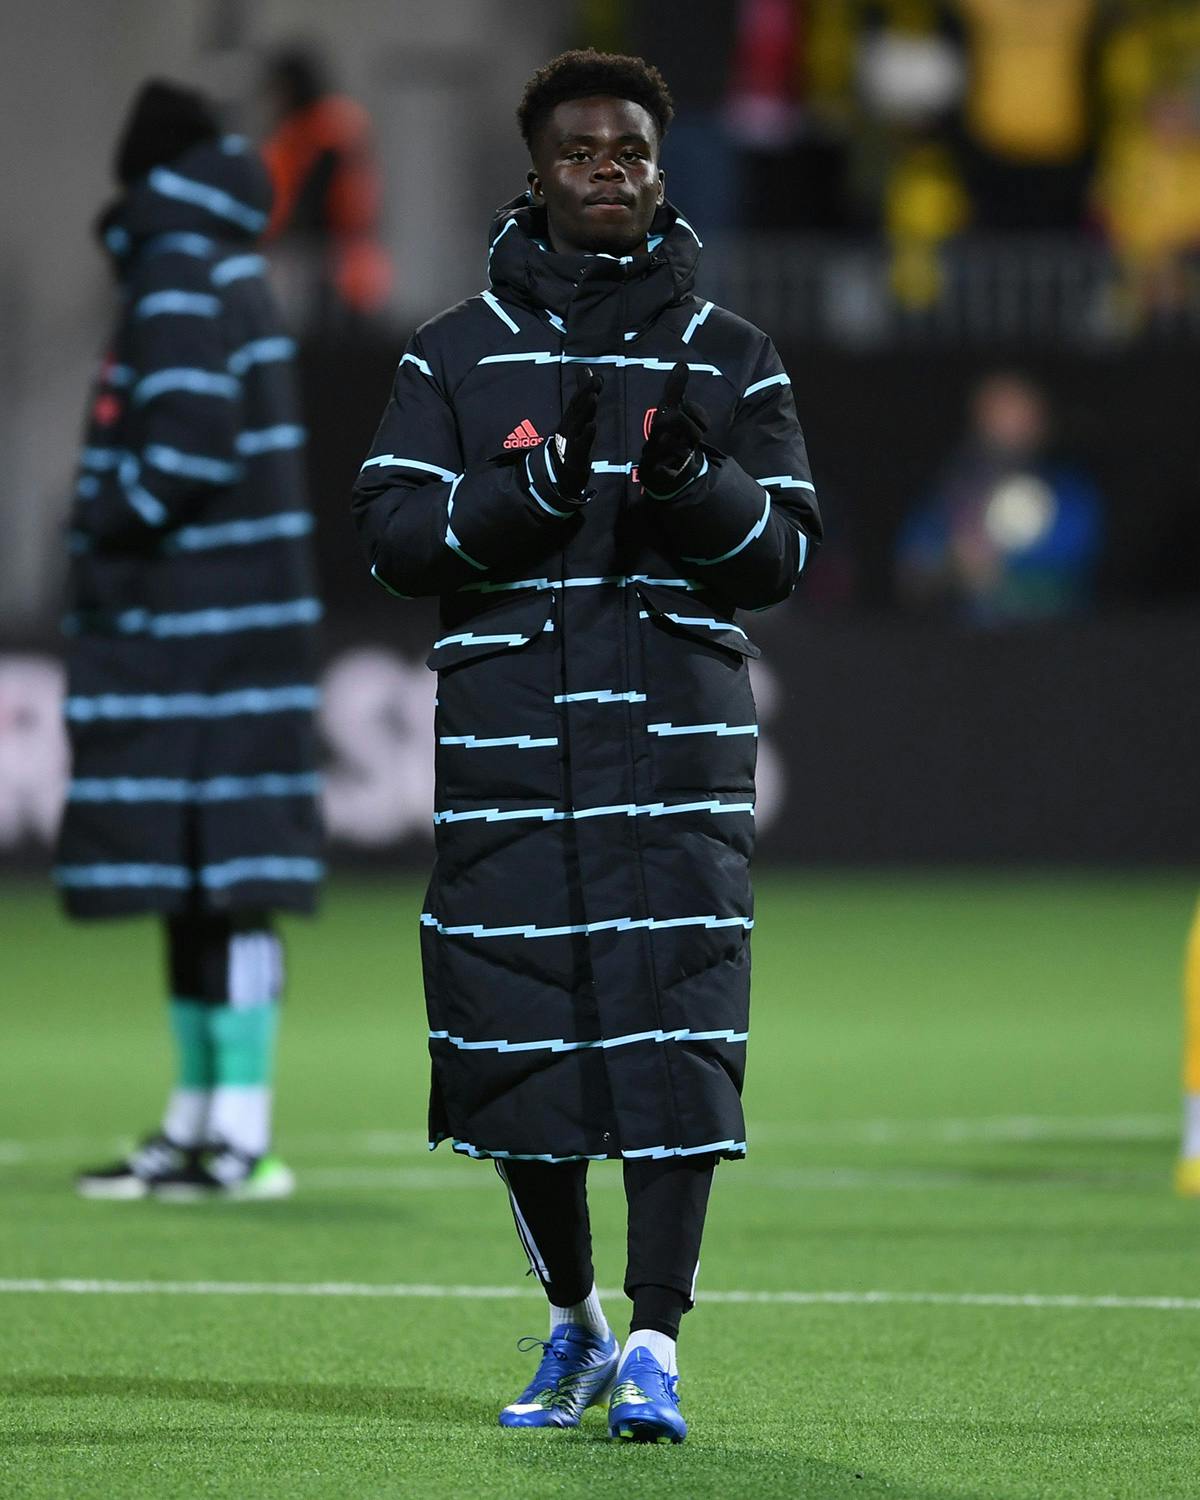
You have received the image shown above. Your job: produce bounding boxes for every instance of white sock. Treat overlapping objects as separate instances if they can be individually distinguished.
[549,1284,610,1339]
[161,1088,209,1149]
[1183,1093,1200,1158]
[207,1084,272,1158]
[622,1328,677,1376]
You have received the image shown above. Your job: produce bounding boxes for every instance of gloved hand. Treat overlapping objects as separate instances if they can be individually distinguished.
[528,369,602,508]
[639,362,708,499]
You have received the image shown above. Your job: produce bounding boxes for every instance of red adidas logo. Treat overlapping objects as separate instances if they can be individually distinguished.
[503,419,542,449]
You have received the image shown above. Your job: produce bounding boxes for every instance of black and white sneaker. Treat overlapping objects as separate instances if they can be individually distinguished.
[75,1133,196,1200]
[150,1142,295,1202]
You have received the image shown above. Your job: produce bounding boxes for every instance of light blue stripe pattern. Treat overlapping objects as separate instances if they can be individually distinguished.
[432,628,532,651]
[681,491,771,567]
[132,368,239,405]
[56,856,323,891]
[75,475,101,500]
[430,1025,748,1054]
[757,474,817,492]
[681,300,714,344]
[144,231,215,259]
[165,511,313,552]
[64,686,318,722]
[68,773,322,804]
[478,352,722,376]
[641,609,750,640]
[421,912,754,941]
[459,574,697,595]
[439,734,558,749]
[400,352,433,377]
[236,424,306,456]
[444,472,487,570]
[432,799,752,826]
[147,166,268,232]
[199,856,324,889]
[479,290,520,333]
[486,216,517,266]
[135,290,220,320]
[674,217,703,248]
[55,863,192,891]
[525,449,573,520]
[554,689,646,704]
[144,443,238,484]
[742,372,790,399]
[435,1137,747,1163]
[211,253,266,286]
[94,598,322,639]
[360,454,458,481]
[592,460,633,475]
[647,721,758,738]
[228,336,296,375]
[370,562,411,599]
[81,447,123,471]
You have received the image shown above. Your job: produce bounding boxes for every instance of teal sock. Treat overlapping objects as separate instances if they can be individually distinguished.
[208,1001,279,1086]
[169,999,215,1088]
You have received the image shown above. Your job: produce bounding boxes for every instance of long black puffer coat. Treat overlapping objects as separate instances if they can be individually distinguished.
[56,136,322,919]
[353,196,820,1163]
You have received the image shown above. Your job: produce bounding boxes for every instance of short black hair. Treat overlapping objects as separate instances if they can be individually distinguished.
[517,49,674,153]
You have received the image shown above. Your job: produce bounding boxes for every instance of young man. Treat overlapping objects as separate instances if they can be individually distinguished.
[353,50,820,1442]
[61,82,323,1201]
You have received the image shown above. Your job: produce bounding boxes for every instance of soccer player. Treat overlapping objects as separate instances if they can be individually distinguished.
[60,82,323,1200]
[353,50,820,1442]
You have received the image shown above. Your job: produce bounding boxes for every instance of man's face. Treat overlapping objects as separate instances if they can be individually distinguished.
[529,96,664,257]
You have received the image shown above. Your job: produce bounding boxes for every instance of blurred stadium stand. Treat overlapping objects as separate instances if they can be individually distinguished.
[1,0,1197,868]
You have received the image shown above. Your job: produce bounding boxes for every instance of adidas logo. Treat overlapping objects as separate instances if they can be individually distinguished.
[503,419,542,449]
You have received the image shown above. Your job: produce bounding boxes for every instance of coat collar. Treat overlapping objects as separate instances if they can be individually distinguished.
[486,194,702,347]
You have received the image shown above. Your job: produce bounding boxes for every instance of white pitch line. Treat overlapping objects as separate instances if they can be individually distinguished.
[0,1279,1197,1313]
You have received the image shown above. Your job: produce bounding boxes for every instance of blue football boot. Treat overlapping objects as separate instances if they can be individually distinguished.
[607,1346,688,1444]
[498,1324,621,1429]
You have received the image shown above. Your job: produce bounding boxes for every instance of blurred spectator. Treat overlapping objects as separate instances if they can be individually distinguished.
[853,2,968,308]
[957,0,1098,231]
[1093,4,1200,323]
[723,0,855,229]
[260,46,392,331]
[895,373,1103,620]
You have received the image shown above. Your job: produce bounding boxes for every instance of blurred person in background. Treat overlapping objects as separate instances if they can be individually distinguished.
[59,81,323,1201]
[956,0,1098,231]
[895,372,1102,620]
[260,45,392,332]
[1093,0,1200,327]
[1176,902,1200,1194]
[353,48,819,1443]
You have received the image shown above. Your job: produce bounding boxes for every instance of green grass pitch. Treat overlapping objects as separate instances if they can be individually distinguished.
[2,872,1198,1499]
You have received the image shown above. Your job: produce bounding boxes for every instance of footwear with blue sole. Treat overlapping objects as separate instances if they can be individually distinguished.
[607,1346,688,1444]
[498,1324,621,1429]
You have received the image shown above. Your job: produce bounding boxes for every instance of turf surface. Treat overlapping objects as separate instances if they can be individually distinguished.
[1,873,1197,1498]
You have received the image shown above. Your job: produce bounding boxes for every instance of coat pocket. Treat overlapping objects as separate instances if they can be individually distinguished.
[428,590,562,804]
[635,585,758,796]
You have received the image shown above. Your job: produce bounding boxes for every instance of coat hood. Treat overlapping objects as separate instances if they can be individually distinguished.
[98,134,273,271]
[485,193,703,343]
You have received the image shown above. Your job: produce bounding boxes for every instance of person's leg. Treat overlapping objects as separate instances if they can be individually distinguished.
[606,1153,717,1444]
[623,1154,716,1365]
[496,1159,608,1336]
[204,913,285,1159]
[495,1159,620,1429]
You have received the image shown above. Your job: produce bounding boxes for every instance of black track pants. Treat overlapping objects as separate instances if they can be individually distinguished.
[497,1155,716,1339]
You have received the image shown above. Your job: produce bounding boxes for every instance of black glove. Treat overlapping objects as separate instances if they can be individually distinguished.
[527,370,602,509]
[639,362,708,499]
